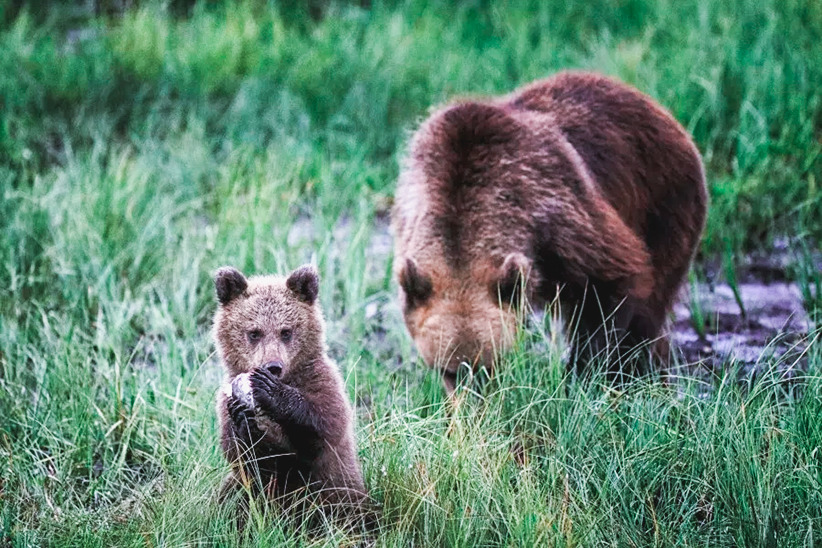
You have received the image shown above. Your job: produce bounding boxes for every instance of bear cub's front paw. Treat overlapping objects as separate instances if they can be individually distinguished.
[250,364,289,420]
[227,394,263,444]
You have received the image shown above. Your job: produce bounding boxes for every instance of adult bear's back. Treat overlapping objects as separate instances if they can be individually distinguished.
[507,72,708,314]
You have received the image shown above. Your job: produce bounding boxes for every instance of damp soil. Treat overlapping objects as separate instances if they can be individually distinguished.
[672,239,819,376]
[672,281,813,375]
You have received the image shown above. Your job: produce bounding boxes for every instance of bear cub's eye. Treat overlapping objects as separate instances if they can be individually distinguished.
[247,329,263,343]
[280,328,293,343]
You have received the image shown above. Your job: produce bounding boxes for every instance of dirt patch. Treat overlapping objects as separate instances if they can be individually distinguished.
[672,281,813,374]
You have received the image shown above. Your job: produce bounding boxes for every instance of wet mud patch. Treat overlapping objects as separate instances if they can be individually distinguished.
[673,280,815,375]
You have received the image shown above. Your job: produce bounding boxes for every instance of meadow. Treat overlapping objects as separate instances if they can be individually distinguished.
[1,0,821,545]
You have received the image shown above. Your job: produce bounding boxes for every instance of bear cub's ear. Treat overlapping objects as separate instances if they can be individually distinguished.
[286,264,319,304]
[215,266,248,305]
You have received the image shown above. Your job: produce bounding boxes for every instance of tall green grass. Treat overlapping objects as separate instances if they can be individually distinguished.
[1,1,820,546]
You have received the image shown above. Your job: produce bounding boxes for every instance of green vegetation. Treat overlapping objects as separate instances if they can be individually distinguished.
[1,1,820,545]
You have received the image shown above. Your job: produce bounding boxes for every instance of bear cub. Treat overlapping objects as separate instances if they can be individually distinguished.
[213,264,367,518]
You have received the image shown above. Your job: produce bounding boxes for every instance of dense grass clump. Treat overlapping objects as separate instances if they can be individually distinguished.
[1,1,820,546]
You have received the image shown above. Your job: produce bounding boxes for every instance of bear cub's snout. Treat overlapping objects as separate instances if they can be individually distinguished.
[261,360,283,377]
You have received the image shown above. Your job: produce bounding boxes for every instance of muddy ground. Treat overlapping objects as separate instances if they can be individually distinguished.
[673,245,818,376]
[673,281,812,374]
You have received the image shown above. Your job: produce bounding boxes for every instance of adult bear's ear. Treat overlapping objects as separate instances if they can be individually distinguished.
[495,253,533,307]
[399,258,433,310]
[215,266,248,305]
[286,264,319,304]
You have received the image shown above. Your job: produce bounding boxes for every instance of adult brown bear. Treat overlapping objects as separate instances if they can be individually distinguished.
[392,72,707,392]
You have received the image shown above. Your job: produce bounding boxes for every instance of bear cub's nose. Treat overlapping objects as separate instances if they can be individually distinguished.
[262,361,284,376]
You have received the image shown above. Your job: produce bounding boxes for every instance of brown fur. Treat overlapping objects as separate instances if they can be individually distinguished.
[392,71,708,390]
[213,265,368,520]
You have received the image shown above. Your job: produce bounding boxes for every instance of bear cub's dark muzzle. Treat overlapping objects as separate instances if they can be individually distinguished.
[261,361,284,377]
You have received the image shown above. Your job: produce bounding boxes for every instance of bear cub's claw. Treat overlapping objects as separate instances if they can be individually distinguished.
[250,367,289,420]
[227,395,252,425]
[227,395,263,445]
